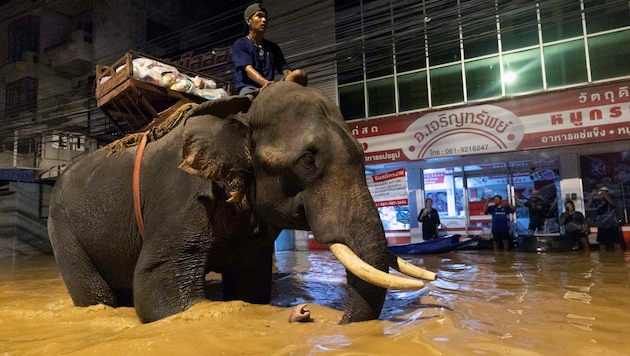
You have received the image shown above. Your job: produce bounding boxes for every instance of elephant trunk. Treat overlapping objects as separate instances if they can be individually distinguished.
[339,242,388,324]
[306,173,433,324]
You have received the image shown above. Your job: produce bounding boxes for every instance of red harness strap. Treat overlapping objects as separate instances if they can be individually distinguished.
[133,131,149,239]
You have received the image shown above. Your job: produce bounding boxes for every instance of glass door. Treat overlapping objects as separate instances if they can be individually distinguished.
[466,172,510,238]
[466,164,560,237]
[512,168,560,234]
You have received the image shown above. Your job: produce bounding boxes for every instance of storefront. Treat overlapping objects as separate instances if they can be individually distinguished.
[350,79,630,246]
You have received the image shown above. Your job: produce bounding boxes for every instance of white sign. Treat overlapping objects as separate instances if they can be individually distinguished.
[367,168,409,207]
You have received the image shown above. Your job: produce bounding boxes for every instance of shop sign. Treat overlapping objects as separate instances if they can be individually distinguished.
[173,48,232,71]
[367,168,409,207]
[0,169,37,182]
[351,81,630,164]
[424,172,445,185]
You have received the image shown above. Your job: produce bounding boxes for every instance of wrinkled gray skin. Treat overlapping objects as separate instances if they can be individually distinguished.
[48,81,389,324]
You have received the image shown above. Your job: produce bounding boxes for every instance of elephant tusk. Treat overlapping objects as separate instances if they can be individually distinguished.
[328,243,425,290]
[387,252,437,281]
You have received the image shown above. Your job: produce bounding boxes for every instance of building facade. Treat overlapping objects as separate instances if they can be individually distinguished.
[0,0,335,255]
[0,0,628,254]
[335,0,630,246]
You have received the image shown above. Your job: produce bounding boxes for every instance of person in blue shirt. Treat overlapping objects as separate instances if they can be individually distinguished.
[485,195,515,252]
[231,3,308,97]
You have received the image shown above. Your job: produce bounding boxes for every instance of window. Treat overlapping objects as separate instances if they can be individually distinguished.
[365,37,394,79]
[544,40,588,88]
[498,1,538,51]
[398,71,429,112]
[503,49,543,95]
[339,83,365,120]
[588,30,630,81]
[461,0,498,59]
[5,77,38,116]
[430,64,464,106]
[364,1,393,79]
[337,48,364,85]
[580,151,630,225]
[465,56,501,100]
[367,77,395,116]
[393,1,426,73]
[426,1,461,66]
[7,15,40,62]
[335,0,364,85]
[584,0,630,34]
[334,0,630,120]
[540,1,583,43]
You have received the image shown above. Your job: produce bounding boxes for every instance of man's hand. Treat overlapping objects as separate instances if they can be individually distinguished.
[245,65,272,89]
[260,80,274,91]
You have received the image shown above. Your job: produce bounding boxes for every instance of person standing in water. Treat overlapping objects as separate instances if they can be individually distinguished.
[559,200,590,251]
[485,195,515,252]
[418,198,441,240]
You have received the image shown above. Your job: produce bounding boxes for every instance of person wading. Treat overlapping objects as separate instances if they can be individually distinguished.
[418,198,441,240]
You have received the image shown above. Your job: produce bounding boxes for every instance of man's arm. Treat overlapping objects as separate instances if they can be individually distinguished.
[508,202,516,212]
[245,65,272,88]
[559,211,568,225]
[602,193,615,207]
[418,208,427,222]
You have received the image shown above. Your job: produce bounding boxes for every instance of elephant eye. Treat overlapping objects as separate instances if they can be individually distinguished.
[295,152,319,179]
[298,152,317,170]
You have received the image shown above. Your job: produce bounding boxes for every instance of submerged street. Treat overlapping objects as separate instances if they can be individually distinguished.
[1,249,629,354]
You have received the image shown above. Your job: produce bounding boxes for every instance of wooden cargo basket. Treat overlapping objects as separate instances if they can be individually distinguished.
[94,51,230,140]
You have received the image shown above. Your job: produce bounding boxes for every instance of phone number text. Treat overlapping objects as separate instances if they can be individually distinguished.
[427,144,489,157]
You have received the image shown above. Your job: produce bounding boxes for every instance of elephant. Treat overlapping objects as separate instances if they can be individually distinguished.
[47,81,436,324]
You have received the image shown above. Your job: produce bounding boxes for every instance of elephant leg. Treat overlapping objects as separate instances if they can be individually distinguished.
[52,239,117,307]
[133,247,208,323]
[222,245,273,304]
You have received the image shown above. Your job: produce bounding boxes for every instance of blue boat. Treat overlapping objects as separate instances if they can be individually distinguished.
[388,234,476,255]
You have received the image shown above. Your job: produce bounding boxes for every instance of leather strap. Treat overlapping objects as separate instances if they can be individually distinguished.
[133,131,149,239]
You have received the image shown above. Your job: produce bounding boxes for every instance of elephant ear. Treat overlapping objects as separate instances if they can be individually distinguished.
[178,115,252,203]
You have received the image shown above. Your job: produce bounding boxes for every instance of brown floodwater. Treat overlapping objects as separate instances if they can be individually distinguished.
[1,249,629,355]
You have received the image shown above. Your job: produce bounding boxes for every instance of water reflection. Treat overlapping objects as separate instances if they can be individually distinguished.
[1,250,629,354]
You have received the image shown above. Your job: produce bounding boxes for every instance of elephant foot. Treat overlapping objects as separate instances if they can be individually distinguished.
[288,303,312,323]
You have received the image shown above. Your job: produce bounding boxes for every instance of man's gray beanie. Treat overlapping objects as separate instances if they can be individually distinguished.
[244,3,266,20]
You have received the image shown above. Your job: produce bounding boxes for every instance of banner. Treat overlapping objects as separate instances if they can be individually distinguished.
[350,80,630,164]
[367,168,409,207]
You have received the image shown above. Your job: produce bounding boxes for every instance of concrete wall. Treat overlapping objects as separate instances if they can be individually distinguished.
[0,182,52,257]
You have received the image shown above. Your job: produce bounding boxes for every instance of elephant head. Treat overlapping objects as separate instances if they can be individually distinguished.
[180,82,435,323]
